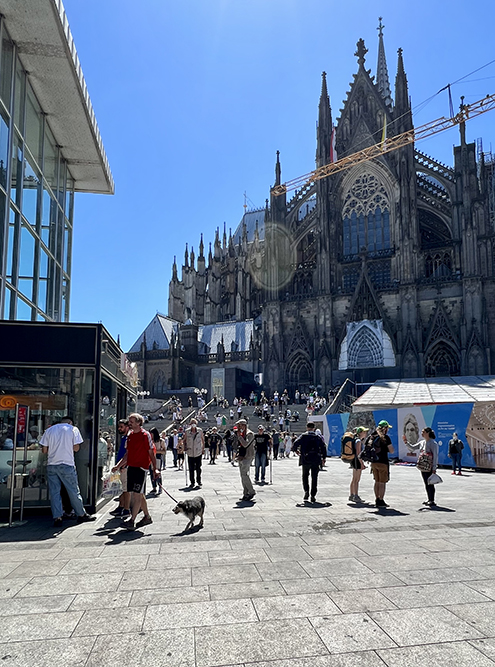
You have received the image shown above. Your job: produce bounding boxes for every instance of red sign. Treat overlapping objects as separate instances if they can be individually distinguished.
[16,405,28,436]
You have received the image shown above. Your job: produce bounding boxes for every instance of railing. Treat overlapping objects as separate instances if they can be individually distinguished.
[325,378,357,415]
[340,247,395,263]
[415,150,455,182]
[419,271,462,285]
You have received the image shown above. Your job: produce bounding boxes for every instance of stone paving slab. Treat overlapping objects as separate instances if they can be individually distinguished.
[1,457,495,666]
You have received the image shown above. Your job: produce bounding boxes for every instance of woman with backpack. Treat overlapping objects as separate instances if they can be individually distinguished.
[403,427,439,507]
[348,426,368,503]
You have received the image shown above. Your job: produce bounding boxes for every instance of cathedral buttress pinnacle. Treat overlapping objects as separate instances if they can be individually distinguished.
[316,71,333,168]
[376,17,392,108]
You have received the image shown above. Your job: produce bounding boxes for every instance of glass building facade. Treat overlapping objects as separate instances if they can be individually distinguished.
[0,18,75,322]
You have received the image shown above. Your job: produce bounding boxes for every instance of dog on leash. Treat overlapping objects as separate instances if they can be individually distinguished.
[172,496,205,531]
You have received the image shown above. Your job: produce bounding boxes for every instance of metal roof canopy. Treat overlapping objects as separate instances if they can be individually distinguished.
[0,0,114,194]
[352,376,495,412]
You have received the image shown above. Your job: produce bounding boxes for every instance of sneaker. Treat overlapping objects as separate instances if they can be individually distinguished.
[53,517,63,527]
[63,510,76,519]
[76,513,96,523]
[304,493,309,501]
[110,507,124,517]
[123,520,136,531]
[457,472,463,476]
[376,498,388,507]
[189,484,195,489]
[451,471,456,475]
[422,501,429,506]
[354,495,363,503]
[121,509,131,519]
[310,496,316,503]
[348,494,355,501]
[427,501,437,507]
[197,483,202,488]
[136,515,153,528]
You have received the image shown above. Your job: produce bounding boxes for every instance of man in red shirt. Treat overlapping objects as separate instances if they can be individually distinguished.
[113,413,158,530]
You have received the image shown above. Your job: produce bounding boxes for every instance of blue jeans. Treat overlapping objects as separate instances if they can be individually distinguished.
[255,452,267,481]
[47,464,85,519]
[451,452,462,473]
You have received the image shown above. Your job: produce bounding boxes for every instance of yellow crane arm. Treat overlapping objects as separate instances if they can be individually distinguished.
[271,94,495,197]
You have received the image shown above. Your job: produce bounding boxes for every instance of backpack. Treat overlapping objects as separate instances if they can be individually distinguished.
[359,431,381,463]
[340,432,356,461]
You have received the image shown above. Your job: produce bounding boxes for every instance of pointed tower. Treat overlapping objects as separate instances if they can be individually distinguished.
[196,235,206,324]
[270,151,286,223]
[393,47,412,134]
[376,17,392,108]
[316,71,333,168]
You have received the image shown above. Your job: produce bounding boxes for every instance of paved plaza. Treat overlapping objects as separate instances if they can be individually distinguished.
[1,455,495,667]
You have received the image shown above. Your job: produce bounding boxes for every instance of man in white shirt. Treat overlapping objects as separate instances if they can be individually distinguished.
[40,417,96,527]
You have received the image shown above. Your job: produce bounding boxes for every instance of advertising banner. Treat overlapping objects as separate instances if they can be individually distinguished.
[324,402,495,469]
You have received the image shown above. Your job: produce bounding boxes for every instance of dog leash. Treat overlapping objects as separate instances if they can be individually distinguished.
[156,478,179,504]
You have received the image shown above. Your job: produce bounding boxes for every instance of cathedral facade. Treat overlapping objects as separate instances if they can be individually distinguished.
[165,27,495,398]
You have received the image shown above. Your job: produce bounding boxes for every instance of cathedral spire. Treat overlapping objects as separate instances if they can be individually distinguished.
[376,17,392,108]
[199,234,204,259]
[184,243,189,268]
[172,255,177,279]
[275,150,281,186]
[190,246,195,269]
[223,222,227,249]
[208,241,212,266]
[394,47,412,132]
[316,71,333,168]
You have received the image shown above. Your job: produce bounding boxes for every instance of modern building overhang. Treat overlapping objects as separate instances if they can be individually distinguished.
[0,0,114,194]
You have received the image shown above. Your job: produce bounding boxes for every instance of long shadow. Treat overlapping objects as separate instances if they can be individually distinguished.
[179,486,197,493]
[418,506,456,513]
[370,508,410,516]
[233,499,256,508]
[104,530,148,545]
[170,524,203,537]
[295,501,332,508]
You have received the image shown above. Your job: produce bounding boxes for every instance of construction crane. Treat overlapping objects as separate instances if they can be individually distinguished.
[271,94,495,197]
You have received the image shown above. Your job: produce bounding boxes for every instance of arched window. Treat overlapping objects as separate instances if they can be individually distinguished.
[425,252,452,278]
[425,343,460,377]
[342,173,391,256]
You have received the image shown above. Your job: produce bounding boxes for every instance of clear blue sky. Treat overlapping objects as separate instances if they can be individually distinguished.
[63,0,495,351]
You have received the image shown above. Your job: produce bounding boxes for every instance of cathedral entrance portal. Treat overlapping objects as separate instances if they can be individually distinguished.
[287,354,313,395]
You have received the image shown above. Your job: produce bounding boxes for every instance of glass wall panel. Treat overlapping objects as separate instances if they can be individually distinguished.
[22,153,40,226]
[18,278,33,301]
[6,208,17,281]
[0,31,13,108]
[65,174,74,218]
[63,223,70,273]
[37,278,47,312]
[0,111,9,189]
[0,367,95,510]
[43,124,58,190]
[25,84,42,166]
[3,286,11,318]
[19,224,35,276]
[14,59,25,134]
[39,248,48,279]
[0,189,6,259]
[16,297,31,320]
[10,132,22,207]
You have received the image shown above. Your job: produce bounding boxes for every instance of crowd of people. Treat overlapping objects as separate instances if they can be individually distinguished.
[37,385,466,529]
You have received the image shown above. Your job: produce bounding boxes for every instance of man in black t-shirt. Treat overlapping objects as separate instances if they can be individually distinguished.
[370,420,394,508]
[295,422,327,503]
[254,425,272,483]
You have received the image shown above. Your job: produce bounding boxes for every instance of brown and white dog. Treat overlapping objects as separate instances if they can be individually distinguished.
[172,496,205,531]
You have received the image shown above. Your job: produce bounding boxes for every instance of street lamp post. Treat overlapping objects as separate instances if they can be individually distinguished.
[136,390,150,414]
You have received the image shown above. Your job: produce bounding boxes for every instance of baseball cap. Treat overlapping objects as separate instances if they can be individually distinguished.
[377,420,392,429]
[356,426,369,434]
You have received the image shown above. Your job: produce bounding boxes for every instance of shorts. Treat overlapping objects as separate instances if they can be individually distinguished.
[119,467,128,490]
[126,466,146,493]
[371,462,390,484]
[349,456,364,470]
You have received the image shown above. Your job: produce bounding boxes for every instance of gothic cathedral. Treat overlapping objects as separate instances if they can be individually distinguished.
[167,26,495,396]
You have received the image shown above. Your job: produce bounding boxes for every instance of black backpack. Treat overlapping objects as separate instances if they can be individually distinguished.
[359,431,381,463]
[341,432,356,461]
